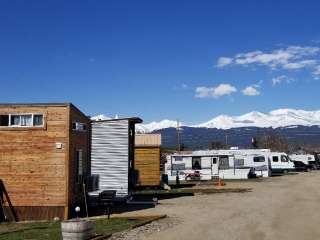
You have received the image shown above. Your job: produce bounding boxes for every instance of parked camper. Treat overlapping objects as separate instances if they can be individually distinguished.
[232,153,271,178]
[89,117,142,201]
[165,153,253,183]
[269,152,295,173]
[216,149,294,174]
[194,150,271,178]
[289,154,316,171]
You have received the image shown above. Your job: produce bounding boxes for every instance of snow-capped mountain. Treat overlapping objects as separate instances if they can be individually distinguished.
[92,109,320,133]
[196,109,320,129]
[135,120,182,133]
[91,114,111,121]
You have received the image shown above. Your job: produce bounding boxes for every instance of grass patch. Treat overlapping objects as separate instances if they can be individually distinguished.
[0,216,164,240]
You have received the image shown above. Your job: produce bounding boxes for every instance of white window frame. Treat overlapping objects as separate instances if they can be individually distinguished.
[72,122,87,132]
[0,113,44,128]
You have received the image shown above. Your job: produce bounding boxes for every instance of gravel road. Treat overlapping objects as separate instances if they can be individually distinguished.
[114,172,320,240]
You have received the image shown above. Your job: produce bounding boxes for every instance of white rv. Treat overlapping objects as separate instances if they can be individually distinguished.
[268,152,295,173]
[165,153,253,183]
[194,149,271,178]
[214,149,294,174]
[289,154,316,170]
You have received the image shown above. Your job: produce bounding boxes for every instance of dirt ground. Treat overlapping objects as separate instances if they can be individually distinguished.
[115,172,320,240]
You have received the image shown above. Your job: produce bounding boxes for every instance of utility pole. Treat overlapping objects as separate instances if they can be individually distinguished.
[177,120,181,152]
[225,134,228,148]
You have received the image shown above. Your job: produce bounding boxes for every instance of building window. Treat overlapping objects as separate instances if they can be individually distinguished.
[33,114,43,126]
[76,149,84,183]
[0,113,44,127]
[192,157,201,170]
[253,156,265,162]
[72,122,87,131]
[0,115,9,126]
[273,156,279,162]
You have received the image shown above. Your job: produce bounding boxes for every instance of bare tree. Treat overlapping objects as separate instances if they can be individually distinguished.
[256,132,289,152]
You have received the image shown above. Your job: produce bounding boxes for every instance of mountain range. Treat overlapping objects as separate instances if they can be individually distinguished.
[134,109,320,132]
[92,109,320,149]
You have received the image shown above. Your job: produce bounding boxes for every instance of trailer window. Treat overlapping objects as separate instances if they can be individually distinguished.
[192,157,201,170]
[174,156,183,161]
[234,159,244,167]
[272,156,279,162]
[219,156,230,170]
[212,157,217,164]
[281,155,289,162]
[253,156,265,162]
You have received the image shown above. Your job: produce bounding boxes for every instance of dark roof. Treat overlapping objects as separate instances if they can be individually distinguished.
[91,117,143,124]
[0,102,71,107]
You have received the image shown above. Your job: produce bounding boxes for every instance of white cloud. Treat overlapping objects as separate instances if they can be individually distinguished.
[216,45,320,78]
[283,59,317,69]
[181,83,188,89]
[195,84,237,98]
[216,57,233,67]
[242,86,260,96]
[313,65,320,79]
[272,75,293,86]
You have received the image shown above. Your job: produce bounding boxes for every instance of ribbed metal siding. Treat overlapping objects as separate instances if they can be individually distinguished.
[90,120,129,197]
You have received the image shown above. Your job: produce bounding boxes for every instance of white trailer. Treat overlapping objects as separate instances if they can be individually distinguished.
[204,149,294,174]
[165,153,253,183]
[194,150,271,178]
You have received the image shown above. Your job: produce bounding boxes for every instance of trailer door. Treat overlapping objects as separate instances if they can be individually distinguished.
[211,157,219,175]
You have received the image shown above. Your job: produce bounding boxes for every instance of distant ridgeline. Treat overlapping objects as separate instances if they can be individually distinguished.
[153,125,320,149]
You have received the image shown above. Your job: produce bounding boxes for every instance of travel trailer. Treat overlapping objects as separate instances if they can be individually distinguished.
[165,152,254,183]
[194,150,271,178]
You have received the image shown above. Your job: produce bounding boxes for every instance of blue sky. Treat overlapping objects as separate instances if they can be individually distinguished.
[1,0,320,123]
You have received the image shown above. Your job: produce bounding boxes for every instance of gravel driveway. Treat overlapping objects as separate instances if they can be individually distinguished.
[114,172,320,240]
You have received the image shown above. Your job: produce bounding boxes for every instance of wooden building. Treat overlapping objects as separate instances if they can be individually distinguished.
[134,134,161,186]
[0,103,90,221]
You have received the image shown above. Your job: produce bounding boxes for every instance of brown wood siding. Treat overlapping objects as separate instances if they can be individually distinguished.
[67,105,90,217]
[134,147,160,186]
[0,105,69,220]
[4,206,64,221]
